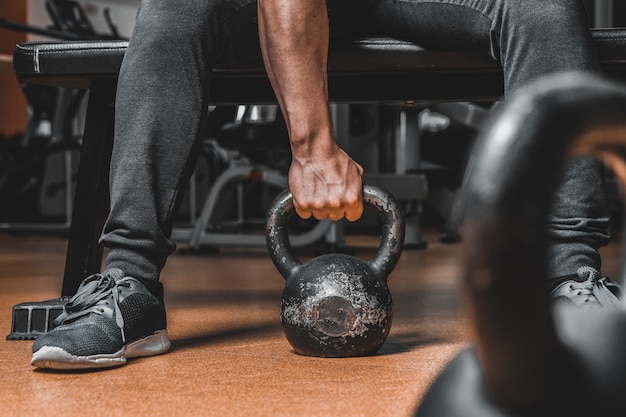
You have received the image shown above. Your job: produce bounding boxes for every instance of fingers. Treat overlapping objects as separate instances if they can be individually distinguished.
[344,198,363,222]
[345,164,365,222]
[293,184,363,222]
[294,204,313,220]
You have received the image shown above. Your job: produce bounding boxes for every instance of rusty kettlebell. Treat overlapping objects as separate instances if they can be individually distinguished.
[265,185,405,357]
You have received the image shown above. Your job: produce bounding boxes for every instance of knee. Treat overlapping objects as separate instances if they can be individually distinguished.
[132,0,230,44]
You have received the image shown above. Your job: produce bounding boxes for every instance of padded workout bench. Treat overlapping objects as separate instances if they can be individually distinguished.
[7,29,626,339]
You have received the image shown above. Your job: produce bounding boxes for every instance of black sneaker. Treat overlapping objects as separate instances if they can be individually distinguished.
[31,269,170,370]
[550,266,622,309]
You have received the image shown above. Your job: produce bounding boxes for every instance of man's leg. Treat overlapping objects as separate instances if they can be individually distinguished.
[103,0,261,283]
[369,0,611,280]
[31,0,262,370]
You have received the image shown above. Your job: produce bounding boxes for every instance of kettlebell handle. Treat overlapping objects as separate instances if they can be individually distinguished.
[265,185,405,281]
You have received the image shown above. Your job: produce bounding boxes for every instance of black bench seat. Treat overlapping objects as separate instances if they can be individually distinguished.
[10,28,626,297]
[13,38,504,103]
[12,29,626,103]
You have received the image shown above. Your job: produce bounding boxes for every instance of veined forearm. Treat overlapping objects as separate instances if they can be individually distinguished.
[257,0,332,149]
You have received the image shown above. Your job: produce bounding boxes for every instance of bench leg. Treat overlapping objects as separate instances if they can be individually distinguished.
[61,81,116,297]
[7,81,116,340]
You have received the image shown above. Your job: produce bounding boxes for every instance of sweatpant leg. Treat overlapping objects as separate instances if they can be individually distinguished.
[369,0,610,277]
[102,0,260,281]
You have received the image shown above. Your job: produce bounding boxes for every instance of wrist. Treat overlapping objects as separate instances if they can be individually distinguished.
[289,130,337,161]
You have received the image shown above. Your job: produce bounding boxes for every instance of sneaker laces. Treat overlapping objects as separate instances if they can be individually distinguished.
[55,269,130,342]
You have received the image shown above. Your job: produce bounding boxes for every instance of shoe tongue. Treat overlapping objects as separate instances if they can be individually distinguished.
[548,267,601,292]
[576,266,600,282]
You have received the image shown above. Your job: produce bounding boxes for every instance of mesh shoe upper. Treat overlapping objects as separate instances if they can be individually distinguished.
[32,269,167,357]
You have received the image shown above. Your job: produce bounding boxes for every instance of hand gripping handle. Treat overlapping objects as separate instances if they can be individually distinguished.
[265,185,405,281]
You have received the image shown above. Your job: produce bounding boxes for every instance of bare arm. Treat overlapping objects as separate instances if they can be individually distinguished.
[257,0,363,221]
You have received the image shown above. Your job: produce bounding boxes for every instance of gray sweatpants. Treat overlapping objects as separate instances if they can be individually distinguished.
[102,0,610,281]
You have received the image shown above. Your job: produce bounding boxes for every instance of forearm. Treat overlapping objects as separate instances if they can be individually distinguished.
[257,0,334,156]
[258,0,363,221]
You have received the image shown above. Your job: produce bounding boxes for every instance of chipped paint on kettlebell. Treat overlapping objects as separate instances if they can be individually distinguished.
[279,254,393,357]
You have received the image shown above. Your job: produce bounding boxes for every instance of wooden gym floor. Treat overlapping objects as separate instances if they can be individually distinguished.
[0,227,622,417]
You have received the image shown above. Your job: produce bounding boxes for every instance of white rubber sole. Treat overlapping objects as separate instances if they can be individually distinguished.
[31,330,171,370]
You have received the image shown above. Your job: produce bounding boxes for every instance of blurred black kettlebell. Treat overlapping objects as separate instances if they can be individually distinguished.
[265,185,405,357]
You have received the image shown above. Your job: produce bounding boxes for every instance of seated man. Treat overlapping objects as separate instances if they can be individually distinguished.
[30,0,620,370]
